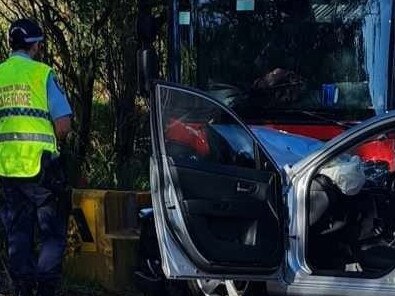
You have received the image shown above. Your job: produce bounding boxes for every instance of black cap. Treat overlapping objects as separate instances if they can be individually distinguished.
[9,19,44,48]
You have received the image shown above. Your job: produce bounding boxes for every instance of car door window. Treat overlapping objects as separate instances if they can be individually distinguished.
[161,87,262,170]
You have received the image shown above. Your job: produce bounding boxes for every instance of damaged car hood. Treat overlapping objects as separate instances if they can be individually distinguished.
[251,126,324,168]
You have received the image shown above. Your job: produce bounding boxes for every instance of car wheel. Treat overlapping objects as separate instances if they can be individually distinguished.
[188,279,266,296]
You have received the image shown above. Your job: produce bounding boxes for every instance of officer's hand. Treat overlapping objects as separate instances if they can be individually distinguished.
[54,116,71,141]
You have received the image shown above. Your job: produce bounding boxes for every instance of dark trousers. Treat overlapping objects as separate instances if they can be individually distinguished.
[0,179,66,289]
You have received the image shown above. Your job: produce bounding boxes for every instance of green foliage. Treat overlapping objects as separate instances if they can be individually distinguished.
[81,100,150,191]
[0,0,156,191]
[181,45,197,86]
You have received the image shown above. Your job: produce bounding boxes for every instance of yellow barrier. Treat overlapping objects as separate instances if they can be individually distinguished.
[64,189,151,291]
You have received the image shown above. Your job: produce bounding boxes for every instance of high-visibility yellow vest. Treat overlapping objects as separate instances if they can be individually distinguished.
[0,55,57,178]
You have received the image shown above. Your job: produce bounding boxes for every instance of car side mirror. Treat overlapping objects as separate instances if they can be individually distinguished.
[137,48,159,99]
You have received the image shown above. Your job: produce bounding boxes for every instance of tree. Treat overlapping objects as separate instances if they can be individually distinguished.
[101,0,140,188]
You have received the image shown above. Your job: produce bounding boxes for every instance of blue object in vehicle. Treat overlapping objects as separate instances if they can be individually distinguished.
[321,84,339,107]
[139,208,154,219]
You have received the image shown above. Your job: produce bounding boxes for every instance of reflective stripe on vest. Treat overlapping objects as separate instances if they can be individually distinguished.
[0,56,57,177]
[0,133,55,144]
[0,107,51,120]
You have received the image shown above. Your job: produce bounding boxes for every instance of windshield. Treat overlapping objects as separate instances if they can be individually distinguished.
[181,0,393,121]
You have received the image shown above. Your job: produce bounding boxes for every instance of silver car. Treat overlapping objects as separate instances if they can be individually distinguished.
[150,82,395,296]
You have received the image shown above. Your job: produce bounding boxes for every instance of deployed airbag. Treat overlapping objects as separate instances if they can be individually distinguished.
[319,155,366,196]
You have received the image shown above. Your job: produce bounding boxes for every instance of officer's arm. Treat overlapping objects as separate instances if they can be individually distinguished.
[47,73,73,141]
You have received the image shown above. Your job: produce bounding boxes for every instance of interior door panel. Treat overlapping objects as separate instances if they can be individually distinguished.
[168,163,281,267]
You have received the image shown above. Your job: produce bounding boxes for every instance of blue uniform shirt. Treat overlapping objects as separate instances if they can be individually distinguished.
[11,52,73,121]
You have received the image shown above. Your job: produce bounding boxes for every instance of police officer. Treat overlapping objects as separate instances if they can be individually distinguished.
[0,19,72,296]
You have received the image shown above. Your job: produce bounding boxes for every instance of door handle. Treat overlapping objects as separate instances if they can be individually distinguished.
[236,181,257,194]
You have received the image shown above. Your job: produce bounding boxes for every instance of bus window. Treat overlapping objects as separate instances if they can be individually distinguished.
[181,0,392,123]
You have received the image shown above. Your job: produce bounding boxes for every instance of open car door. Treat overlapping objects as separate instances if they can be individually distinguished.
[150,82,285,280]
